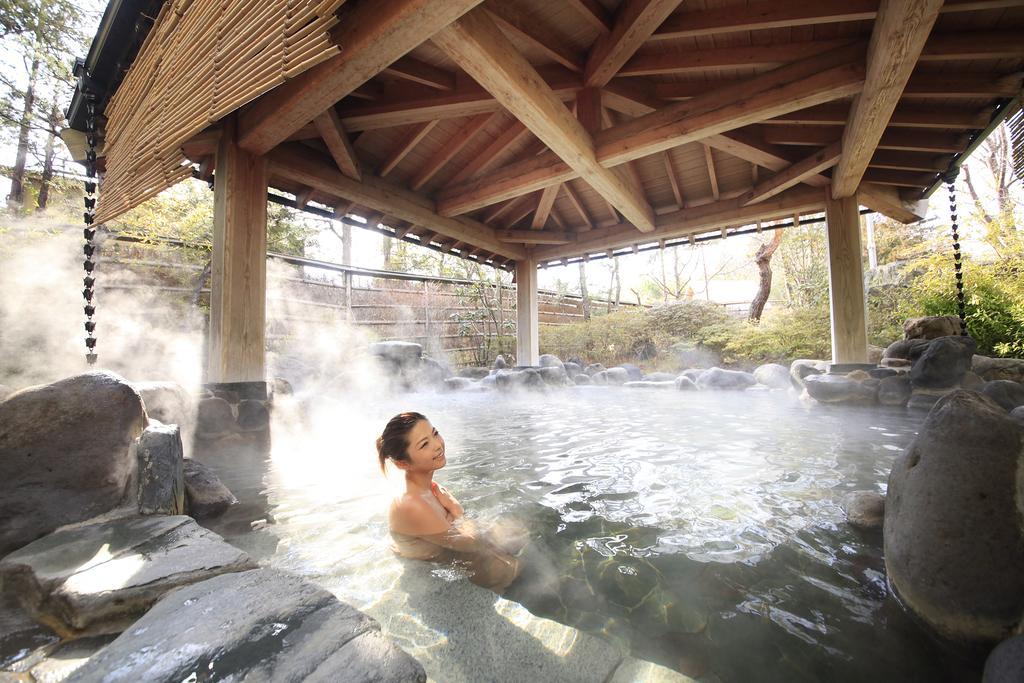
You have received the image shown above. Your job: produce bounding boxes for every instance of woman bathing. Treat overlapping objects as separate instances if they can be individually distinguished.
[376,411,523,592]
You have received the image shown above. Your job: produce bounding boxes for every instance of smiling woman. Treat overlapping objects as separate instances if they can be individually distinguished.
[376,412,523,592]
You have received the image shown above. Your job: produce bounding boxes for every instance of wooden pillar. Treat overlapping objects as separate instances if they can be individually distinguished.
[208,116,268,383]
[515,257,539,366]
[824,188,869,364]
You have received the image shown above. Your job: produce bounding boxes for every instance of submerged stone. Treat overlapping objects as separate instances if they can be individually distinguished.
[0,371,146,557]
[70,568,425,683]
[137,422,185,516]
[877,375,912,407]
[183,459,237,518]
[844,491,885,530]
[803,374,874,404]
[0,515,255,636]
[885,390,1024,642]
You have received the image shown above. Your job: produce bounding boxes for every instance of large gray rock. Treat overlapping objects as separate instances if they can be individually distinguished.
[495,368,544,391]
[877,375,912,407]
[196,396,235,439]
[183,459,237,518]
[604,367,630,385]
[132,381,193,429]
[369,340,422,364]
[789,359,829,389]
[1011,406,1024,427]
[70,568,425,683]
[904,315,963,340]
[980,380,1024,412]
[618,363,643,381]
[573,374,592,386]
[674,376,697,391]
[984,635,1024,683]
[907,387,956,411]
[137,422,185,516]
[457,367,489,380]
[642,372,676,382]
[910,335,976,388]
[444,377,474,392]
[844,491,885,529]
[883,338,932,361]
[753,363,791,389]
[0,372,146,557]
[492,354,507,370]
[584,363,606,376]
[0,515,255,636]
[236,399,270,432]
[885,390,1024,642]
[697,367,757,391]
[624,380,675,389]
[973,355,1024,383]
[803,374,875,404]
[538,354,564,370]
[563,361,582,378]
[537,366,569,386]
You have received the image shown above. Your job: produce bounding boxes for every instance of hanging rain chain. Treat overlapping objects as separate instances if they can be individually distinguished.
[943,169,967,336]
[83,95,99,365]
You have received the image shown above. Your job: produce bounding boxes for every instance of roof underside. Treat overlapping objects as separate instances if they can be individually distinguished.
[82,0,1024,269]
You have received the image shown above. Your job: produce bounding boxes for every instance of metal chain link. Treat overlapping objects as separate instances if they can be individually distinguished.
[943,170,967,336]
[83,95,99,365]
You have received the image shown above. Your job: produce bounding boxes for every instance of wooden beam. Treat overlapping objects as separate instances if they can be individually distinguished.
[505,192,543,227]
[832,0,943,199]
[768,103,990,129]
[601,79,665,118]
[584,0,683,87]
[446,119,531,186]
[238,0,485,155]
[861,168,938,187]
[534,185,826,260]
[409,112,495,190]
[483,198,519,223]
[762,126,968,152]
[566,0,612,33]
[181,128,221,160]
[379,120,439,177]
[651,0,1024,41]
[485,1,584,72]
[741,142,842,205]
[532,184,560,229]
[662,152,684,209]
[702,145,720,200]
[859,181,928,222]
[267,143,526,260]
[562,182,594,229]
[314,108,362,181]
[497,229,575,244]
[383,56,456,91]
[597,60,865,165]
[337,67,580,131]
[869,150,951,171]
[622,40,850,76]
[209,116,267,384]
[433,8,656,232]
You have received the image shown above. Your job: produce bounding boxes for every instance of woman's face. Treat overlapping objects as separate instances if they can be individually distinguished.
[401,419,446,472]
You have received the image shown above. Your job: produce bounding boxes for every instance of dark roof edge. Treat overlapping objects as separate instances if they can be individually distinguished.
[66,0,163,132]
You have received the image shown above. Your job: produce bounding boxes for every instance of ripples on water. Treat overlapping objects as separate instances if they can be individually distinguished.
[206,387,986,683]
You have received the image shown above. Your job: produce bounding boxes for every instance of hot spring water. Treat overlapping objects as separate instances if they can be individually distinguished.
[201,388,984,682]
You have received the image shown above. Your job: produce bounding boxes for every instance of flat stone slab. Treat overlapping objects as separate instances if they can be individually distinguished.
[0,515,255,636]
[70,568,425,683]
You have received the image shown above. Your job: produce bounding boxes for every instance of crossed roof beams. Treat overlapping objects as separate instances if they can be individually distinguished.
[227,0,1021,264]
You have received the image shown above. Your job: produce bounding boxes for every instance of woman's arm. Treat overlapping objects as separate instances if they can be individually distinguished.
[431,482,464,519]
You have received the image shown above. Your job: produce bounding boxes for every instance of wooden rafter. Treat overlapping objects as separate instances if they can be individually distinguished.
[862,169,939,187]
[584,0,683,87]
[663,151,684,209]
[532,184,560,228]
[383,56,456,91]
[314,108,362,181]
[505,192,543,226]
[497,229,575,244]
[832,0,943,198]
[446,119,530,185]
[859,182,928,222]
[562,182,594,229]
[740,143,842,205]
[485,2,584,72]
[534,185,826,261]
[869,150,951,171]
[409,112,495,190]
[267,143,526,260]
[379,120,439,177]
[762,126,968,152]
[702,145,720,200]
[650,0,1024,41]
[769,103,991,129]
[238,0,485,155]
[566,0,612,33]
[433,8,656,232]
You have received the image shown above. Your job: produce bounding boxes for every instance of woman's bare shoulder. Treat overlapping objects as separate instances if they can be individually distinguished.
[389,494,449,536]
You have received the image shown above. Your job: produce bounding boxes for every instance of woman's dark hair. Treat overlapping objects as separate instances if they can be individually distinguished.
[376,412,427,473]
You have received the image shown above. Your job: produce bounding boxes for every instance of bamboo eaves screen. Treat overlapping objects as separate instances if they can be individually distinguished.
[95,0,345,223]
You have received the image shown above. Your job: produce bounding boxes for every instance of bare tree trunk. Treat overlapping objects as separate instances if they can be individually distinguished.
[749,230,783,322]
[191,259,212,307]
[614,257,621,309]
[963,165,994,224]
[659,249,668,303]
[35,102,59,212]
[381,235,393,268]
[9,54,40,211]
[578,261,590,320]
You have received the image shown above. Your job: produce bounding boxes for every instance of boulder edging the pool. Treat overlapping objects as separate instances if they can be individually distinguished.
[69,568,427,682]
[884,390,1024,642]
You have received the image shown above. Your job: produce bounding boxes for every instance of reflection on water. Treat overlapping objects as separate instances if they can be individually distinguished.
[202,388,985,683]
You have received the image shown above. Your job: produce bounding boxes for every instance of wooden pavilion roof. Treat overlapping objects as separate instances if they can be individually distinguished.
[91,0,1024,270]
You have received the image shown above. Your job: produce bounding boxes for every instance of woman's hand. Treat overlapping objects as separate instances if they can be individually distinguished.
[431,481,464,519]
